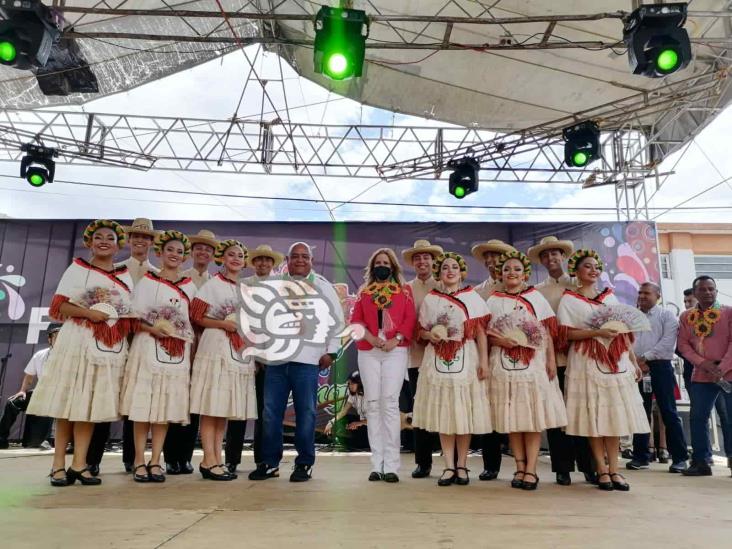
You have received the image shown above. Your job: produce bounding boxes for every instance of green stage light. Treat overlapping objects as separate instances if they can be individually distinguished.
[0,40,16,64]
[563,121,600,168]
[27,172,46,187]
[453,185,466,199]
[20,143,57,187]
[449,158,479,199]
[572,151,589,167]
[314,6,369,81]
[656,48,679,73]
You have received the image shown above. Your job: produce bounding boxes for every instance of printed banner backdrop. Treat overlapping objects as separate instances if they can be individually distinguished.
[0,220,659,441]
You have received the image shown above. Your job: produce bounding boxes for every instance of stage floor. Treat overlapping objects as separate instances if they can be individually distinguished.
[1,449,730,549]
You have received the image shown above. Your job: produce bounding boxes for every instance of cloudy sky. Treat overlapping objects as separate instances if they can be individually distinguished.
[1,46,731,223]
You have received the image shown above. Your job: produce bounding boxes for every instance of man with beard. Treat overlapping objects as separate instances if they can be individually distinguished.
[87,218,160,475]
[471,239,516,481]
[402,240,443,478]
[225,244,284,473]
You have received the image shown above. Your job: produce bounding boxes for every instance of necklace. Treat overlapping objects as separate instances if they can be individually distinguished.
[687,302,722,339]
[365,280,401,309]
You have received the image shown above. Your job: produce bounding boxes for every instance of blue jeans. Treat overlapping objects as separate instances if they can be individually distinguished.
[683,358,732,458]
[689,382,732,464]
[261,362,319,467]
[632,360,688,463]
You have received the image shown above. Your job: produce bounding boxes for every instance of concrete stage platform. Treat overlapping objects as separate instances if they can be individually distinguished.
[1,450,731,549]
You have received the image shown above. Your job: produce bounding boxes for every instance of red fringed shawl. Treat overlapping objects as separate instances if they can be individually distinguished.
[189,297,244,352]
[573,333,634,372]
[50,294,139,347]
[424,314,491,362]
[501,316,558,366]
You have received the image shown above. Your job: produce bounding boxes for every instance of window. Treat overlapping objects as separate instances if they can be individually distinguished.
[660,254,671,279]
[694,256,732,280]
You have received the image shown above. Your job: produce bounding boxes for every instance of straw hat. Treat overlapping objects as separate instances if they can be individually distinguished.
[402,239,444,264]
[188,229,219,249]
[123,218,158,238]
[470,239,516,261]
[527,236,574,264]
[248,244,284,267]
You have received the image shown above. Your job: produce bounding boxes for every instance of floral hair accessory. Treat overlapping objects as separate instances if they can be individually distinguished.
[83,219,126,249]
[154,230,192,256]
[567,249,604,275]
[432,252,468,280]
[496,250,532,278]
[214,239,248,266]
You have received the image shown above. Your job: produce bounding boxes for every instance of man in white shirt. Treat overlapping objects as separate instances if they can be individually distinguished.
[181,229,218,289]
[248,242,344,483]
[471,238,515,481]
[0,325,59,449]
[401,239,443,479]
[226,244,284,473]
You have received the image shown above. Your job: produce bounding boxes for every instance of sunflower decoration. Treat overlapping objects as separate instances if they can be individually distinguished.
[688,304,722,340]
[83,219,127,249]
[365,280,402,310]
[154,230,192,256]
[567,249,604,276]
[213,239,248,266]
[496,250,532,279]
[432,252,468,281]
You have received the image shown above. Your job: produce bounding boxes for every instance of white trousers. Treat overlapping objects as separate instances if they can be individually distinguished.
[358,346,408,474]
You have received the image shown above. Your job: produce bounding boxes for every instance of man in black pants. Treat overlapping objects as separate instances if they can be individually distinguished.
[87,420,134,474]
[402,240,443,478]
[224,244,284,473]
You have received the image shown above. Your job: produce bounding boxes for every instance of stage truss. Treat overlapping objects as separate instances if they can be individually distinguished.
[0,3,731,220]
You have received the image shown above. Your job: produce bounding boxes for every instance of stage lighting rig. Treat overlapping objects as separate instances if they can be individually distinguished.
[19,143,57,187]
[448,158,480,199]
[0,0,60,69]
[563,122,600,168]
[314,5,369,81]
[623,3,691,78]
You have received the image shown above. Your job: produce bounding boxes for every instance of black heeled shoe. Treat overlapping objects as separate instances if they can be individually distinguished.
[133,464,150,483]
[596,473,614,491]
[218,464,237,480]
[455,467,470,486]
[199,464,234,481]
[522,472,539,491]
[67,467,102,486]
[437,468,457,486]
[49,468,69,487]
[147,463,166,483]
[511,470,525,489]
[610,473,630,492]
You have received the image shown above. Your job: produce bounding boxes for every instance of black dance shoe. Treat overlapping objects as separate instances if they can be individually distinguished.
[248,463,279,481]
[583,471,599,485]
[49,468,69,487]
[383,473,399,483]
[166,462,181,475]
[511,470,525,489]
[225,463,238,475]
[147,463,166,483]
[199,464,234,481]
[479,469,499,481]
[133,464,150,483]
[682,462,713,477]
[290,464,313,482]
[179,461,194,475]
[87,464,100,477]
[411,465,431,478]
[218,464,237,479]
[67,467,102,486]
[437,469,456,486]
[455,467,470,486]
[610,473,630,492]
[368,472,383,481]
[596,473,614,491]
[555,472,571,486]
[522,473,539,491]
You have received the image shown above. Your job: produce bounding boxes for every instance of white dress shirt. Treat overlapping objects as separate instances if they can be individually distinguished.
[634,305,679,362]
[24,347,51,379]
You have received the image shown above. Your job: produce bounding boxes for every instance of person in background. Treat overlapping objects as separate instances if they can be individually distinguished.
[678,276,732,477]
[625,282,688,473]
[88,217,160,475]
[249,242,344,483]
[324,371,368,450]
[164,228,219,476]
[350,248,415,483]
[401,239,443,479]
[528,235,596,486]
[0,325,60,449]
[225,244,284,474]
[471,239,516,482]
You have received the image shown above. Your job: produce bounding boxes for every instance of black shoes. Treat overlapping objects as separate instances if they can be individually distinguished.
[411,465,431,478]
[226,463,238,475]
[179,461,194,475]
[511,470,525,489]
[199,464,234,481]
[87,464,100,477]
[597,473,614,491]
[522,472,539,491]
[437,468,456,486]
[455,467,469,486]
[147,463,166,483]
[479,469,499,481]
[610,473,630,492]
[49,468,69,487]
[682,462,713,477]
[290,464,313,482]
[67,467,102,486]
[583,471,598,485]
[166,462,181,475]
[669,461,688,473]
[248,463,280,481]
[369,472,382,481]
[133,464,150,483]
[123,462,133,474]
[626,460,650,470]
[382,473,399,483]
[555,472,571,486]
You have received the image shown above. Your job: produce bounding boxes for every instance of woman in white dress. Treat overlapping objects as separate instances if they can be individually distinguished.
[485,251,567,491]
[189,239,256,481]
[413,252,491,487]
[120,230,197,483]
[558,249,649,492]
[28,220,137,486]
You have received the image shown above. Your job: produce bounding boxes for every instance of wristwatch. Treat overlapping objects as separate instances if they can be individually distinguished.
[395,333,404,343]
